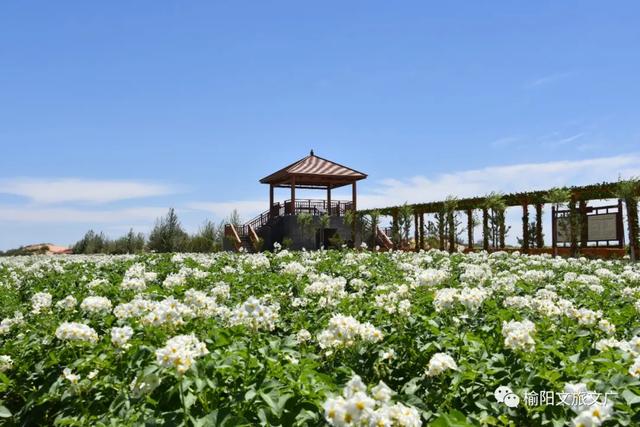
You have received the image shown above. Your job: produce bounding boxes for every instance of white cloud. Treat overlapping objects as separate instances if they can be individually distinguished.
[187,200,265,222]
[526,72,572,88]
[0,206,168,224]
[356,153,640,209]
[0,178,175,204]
[541,132,586,147]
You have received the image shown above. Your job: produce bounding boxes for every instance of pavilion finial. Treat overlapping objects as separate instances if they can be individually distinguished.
[310,149,314,156]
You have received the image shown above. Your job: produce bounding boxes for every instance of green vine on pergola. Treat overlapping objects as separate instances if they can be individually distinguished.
[358,180,640,259]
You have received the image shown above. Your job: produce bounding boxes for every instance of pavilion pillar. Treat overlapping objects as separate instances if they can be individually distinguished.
[467,209,474,251]
[269,184,274,218]
[414,212,419,251]
[290,176,296,215]
[535,203,544,248]
[352,181,357,212]
[482,208,489,250]
[327,186,332,216]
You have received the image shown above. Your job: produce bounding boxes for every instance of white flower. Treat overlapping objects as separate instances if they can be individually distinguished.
[318,314,383,350]
[426,352,458,376]
[87,370,99,380]
[111,326,134,349]
[55,295,77,311]
[296,329,312,344]
[163,272,187,289]
[324,375,422,427]
[502,319,536,352]
[31,292,52,314]
[433,288,458,312]
[62,367,81,384]
[597,319,615,335]
[0,312,24,335]
[55,322,99,343]
[80,296,112,314]
[417,268,448,287]
[0,355,13,372]
[229,296,279,331]
[141,297,194,327]
[629,356,640,377]
[381,349,396,361]
[371,381,393,402]
[155,334,209,374]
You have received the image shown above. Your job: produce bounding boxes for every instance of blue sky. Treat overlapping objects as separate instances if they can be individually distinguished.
[1,1,639,249]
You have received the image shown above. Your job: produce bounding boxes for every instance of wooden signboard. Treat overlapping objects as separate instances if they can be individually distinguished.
[587,213,618,241]
[553,201,624,248]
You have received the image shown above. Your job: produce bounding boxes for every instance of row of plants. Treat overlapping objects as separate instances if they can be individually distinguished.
[0,249,640,425]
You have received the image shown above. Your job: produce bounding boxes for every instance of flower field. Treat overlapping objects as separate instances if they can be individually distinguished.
[1,249,640,426]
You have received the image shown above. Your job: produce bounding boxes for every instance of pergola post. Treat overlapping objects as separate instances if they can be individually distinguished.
[624,198,639,261]
[414,212,419,251]
[569,195,578,257]
[551,206,557,256]
[466,209,474,251]
[482,208,489,250]
[535,203,543,248]
[447,209,456,253]
[419,212,425,250]
[499,208,506,249]
[327,186,332,216]
[579,200,588,248]
[392,208,399,250]
[290,176,296,215]
[522,202,529,253]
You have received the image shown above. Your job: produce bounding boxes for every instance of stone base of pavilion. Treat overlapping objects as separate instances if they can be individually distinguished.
[258,214,359,251]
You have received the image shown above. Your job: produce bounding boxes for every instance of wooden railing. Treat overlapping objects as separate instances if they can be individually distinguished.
[248,225,260,250]
[243,199,354,233]
[285,199,353,216]
[376,226,393,249]
[224,224,242,250]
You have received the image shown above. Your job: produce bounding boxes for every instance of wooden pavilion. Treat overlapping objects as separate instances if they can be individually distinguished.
[225,151,367,251]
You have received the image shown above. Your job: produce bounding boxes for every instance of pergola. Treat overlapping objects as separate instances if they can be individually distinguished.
[259,150,367,216]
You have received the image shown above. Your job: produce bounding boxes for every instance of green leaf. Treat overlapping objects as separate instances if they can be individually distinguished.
[622,389,640,406]
[430,409,477,427]
[0,406,11,418]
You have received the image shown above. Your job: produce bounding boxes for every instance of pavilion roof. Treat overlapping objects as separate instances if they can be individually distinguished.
[260,151,367,188]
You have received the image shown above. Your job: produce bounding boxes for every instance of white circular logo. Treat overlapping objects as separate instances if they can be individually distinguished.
[494,386,520,408]
[494,386,512,403]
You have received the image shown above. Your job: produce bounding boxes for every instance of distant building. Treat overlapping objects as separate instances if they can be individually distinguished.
[22,244,73,255]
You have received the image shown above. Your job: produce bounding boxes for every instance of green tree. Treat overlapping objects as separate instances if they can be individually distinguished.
[296,213,314,245]
[189,220,218,253]
[616,178,640,262]
[148,208,189,253]
[318,214,331,249]
[546,187,571,257]
[368,210,381,249]
[397,203,413,247]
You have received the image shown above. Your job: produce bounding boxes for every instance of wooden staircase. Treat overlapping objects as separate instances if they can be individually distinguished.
[224,199,355,252]
[376,226,393,250]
